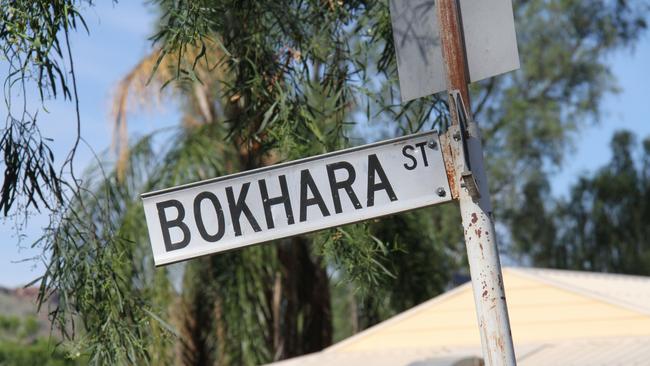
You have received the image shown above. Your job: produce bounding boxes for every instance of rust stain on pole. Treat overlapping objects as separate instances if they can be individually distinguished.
[439,130,459,199]
[436,0,471,121]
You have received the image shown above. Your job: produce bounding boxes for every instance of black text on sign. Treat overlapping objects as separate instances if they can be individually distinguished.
[142,131,451,266]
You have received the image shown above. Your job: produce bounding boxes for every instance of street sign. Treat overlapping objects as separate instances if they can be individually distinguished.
[142,131,451,266]
[389,0,520,101]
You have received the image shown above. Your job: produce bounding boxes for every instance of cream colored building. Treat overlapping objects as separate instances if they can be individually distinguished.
[269,267,650,366]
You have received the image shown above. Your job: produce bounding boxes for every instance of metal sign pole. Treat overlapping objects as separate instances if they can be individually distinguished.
[436,0,517,365]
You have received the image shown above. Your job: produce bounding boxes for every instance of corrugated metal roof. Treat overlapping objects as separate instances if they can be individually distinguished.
[269,348,484,366]
[271,337,650,366]
[267,268,650,366]
[517,336,650,366]
[512,267,650,315]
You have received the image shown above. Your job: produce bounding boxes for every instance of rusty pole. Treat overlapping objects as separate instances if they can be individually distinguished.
[436,1,517,365]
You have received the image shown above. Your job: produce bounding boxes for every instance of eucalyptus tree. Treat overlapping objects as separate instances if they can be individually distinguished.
[2,0,648,365]
[560,131,650,274]
[511,131,650,274]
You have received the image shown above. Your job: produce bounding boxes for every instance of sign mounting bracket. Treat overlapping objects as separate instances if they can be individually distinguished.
[449,90,481,200]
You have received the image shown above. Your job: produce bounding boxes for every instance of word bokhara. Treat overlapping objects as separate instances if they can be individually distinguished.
[142,131,451,266]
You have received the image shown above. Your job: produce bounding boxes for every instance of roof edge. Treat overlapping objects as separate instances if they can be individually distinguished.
[505,267,650,316]
[325,280,474,353]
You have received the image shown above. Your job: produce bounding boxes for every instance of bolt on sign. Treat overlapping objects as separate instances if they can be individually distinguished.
[142,131,451,266]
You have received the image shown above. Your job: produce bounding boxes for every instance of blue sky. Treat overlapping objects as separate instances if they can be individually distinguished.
[549,33,650,197]
[1,2,649,287]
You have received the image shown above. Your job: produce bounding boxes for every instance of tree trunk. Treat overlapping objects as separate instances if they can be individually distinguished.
[177,258,216,366]
[274,237,332,360]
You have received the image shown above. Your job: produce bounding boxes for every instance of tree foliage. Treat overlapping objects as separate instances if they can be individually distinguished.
[0,313,84,366]
[512,131,650,274]
[481,0,648,211]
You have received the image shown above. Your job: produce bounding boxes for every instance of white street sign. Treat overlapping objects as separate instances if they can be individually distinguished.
[390,0,520,102]
[142,131,451,266]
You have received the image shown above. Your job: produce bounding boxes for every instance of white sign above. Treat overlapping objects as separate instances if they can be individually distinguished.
[142,131,452,266]
[389,0,520,102]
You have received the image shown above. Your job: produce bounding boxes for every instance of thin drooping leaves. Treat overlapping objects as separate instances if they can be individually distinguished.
[38,123,233,364]
[1,0,99,216]
[0,117,62,215]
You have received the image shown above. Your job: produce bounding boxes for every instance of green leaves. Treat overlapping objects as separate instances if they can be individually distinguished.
[0,118,62,215]
[320,224,396,294]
